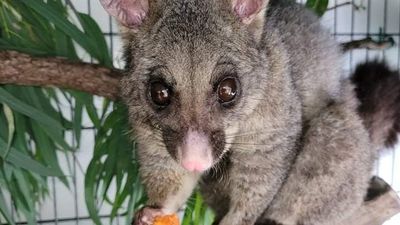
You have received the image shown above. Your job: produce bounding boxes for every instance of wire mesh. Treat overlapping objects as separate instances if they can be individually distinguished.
[1,0,399,224]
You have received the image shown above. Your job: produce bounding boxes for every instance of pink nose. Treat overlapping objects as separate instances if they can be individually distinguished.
[180,129,213,173]
[181,160,209,172]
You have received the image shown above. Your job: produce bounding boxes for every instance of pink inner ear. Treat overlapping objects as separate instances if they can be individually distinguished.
[234,0,264,20]
[100,0,148,29]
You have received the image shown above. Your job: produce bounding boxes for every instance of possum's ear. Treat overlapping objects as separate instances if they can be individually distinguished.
[100,0,149,29]
[231,0,269,25]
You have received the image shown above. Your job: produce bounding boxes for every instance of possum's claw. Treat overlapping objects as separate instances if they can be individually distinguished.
[133,206,163,225]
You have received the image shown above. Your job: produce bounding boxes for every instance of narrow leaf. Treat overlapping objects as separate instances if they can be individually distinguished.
[21,0,103,63]
[0,189,15,225]
[0,138,63,177]
[0,87,64,132]
[305,0,329,17]
[2,104,15,157]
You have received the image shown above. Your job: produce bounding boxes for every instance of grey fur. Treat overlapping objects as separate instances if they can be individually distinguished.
[113,0,377,224]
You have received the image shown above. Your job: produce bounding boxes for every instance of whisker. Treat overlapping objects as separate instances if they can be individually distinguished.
[225,128,285,138]
[225,142,271,146]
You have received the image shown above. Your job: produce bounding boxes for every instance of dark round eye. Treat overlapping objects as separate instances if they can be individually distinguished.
[150,81,172,107]
[217,77,238,104]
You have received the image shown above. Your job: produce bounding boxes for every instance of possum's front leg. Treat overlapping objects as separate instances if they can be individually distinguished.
[218,144,296,225]
[133,143,200,225]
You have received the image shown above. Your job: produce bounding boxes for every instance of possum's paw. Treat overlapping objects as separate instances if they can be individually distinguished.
[133,206,163,225]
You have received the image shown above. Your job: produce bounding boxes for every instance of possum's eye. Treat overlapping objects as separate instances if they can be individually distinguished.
[150,81,172,107]
[217,77,238,105]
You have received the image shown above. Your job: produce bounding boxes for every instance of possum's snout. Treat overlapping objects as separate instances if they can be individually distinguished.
[179,129,214,173]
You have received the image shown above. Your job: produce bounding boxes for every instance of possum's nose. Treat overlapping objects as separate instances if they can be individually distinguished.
[180,129,213,173]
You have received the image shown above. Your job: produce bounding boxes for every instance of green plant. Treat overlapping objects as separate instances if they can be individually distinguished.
[0,0,138,224]
[305,0,329,17]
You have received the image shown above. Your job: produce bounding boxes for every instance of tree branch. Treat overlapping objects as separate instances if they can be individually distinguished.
[341,37,395,52]
[338,176,400,225]
[327,2,366,11]
[0,36,395,102]
[0,51,122,100]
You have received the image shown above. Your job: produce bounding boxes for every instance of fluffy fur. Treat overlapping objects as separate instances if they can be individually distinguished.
[99,0,392,224]
[351,61,400,149]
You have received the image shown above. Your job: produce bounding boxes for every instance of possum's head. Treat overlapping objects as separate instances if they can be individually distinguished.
[101,0,270,173]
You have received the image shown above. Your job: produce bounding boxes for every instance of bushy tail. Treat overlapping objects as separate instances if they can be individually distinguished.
[351,61,400,149]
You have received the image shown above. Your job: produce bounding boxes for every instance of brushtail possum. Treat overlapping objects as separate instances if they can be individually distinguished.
[100,0,396,224]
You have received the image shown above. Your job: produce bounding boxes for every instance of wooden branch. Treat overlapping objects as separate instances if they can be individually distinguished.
[341,37,395,52]
[337,176,400,225]
[0,37,394,101]
[327,2,366,11]
[0,51,122,100]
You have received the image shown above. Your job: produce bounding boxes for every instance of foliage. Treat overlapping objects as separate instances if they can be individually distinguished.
[0,0,333,224]
[0,0,138,224]
[306,0,329,17]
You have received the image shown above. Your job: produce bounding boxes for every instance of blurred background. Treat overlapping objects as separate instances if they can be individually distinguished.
[0,0,399,224]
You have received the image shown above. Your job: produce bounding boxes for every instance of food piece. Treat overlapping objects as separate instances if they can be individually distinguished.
[153,214,179,225]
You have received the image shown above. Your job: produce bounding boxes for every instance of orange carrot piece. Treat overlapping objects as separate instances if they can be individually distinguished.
[153,214,179,225]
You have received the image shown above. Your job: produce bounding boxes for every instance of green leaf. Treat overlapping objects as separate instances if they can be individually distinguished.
[0,188,15,225]
[0,44,50,55]
[15,2,55,50]
[182,193,195,225]
[193,192,203,225]
[73,99,84,146]
[76,13,112,67]
[85,159,103,225]
[0,138,63,177]
[71,92,101,129]
[30,122,68,184]
[2,104,15,157]
[306,0,329,17]
[0,87,73,151]
[13,168,35,211]
[53,28,79,60]
[124,194,137,225]
[99,148,117,203]
[20,0,101,62]
[0,87,64,132]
